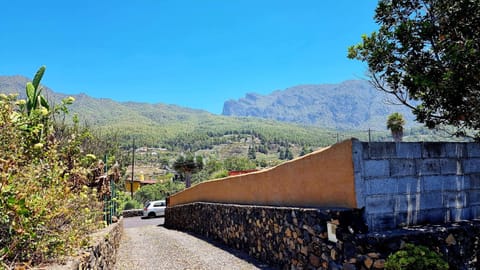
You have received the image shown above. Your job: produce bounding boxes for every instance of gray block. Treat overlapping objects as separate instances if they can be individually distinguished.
[467,143,480,158]
[463,158,480,174]
[469,205,480,218]
[468,190,480,206]
[365,196,395,214]
[354,171,366,209]
[443,191,468,209]
[362,142,396,159]
[422,142,447,158]
[396,143,422,158]
[423,175,469,192]
[366,213,396,231]
[352,139,364,174]
[390,159,416,177]
[444,143,467,158]
[366,177,420,196]
[470,174,480,189]
[394,193,419,213]
[417,159,445,176]
[417,208,446,224]
[419,192,443,209]
[445,207,471,222]
[364,159,390,178]
[440,159,461,175]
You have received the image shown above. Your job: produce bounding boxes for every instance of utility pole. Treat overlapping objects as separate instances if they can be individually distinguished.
[368,129,372,143]
[131,138,135,198]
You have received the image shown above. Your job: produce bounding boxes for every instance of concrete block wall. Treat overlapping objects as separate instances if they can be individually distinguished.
[353,140,480,231]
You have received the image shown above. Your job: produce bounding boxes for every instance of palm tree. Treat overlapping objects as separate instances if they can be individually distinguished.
[387,112,406,142]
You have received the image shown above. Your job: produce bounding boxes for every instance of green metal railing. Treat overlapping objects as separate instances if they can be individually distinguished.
[103,155,117,225]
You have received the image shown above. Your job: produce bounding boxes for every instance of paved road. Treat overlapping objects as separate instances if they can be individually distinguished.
[115,217,276,270]
[123,216,164,228]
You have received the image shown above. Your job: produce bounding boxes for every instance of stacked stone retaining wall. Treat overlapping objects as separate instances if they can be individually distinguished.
[122,209,143,217]
[165,203,480,269]
[47,217,123,270]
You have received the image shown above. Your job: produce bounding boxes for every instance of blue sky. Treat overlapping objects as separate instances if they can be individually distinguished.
[1,1,379,114]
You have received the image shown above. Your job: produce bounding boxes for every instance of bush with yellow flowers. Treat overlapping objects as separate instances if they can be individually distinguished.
[0,67,102,268]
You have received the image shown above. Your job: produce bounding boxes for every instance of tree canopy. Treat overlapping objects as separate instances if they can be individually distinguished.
[172,154,203,188]
[387,112,406,142]
[348,0,480,140]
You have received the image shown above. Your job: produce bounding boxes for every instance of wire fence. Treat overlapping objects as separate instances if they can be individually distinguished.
[327,127,470,144]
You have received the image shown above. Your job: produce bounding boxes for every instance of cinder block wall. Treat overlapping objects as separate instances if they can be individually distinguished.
[352,140,480,231]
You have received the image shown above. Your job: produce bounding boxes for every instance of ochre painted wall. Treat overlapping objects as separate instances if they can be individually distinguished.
[124,181,141,193]
[169,139,356,208]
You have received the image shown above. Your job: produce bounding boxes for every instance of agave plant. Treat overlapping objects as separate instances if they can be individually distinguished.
[22,65,50,115]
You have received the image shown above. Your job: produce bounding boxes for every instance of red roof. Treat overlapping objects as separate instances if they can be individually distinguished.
[141,180,157,184]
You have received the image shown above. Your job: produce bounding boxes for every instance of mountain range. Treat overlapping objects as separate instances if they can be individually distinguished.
[0,75,416,138]
[222,80,416,130]
[1,75,356,149]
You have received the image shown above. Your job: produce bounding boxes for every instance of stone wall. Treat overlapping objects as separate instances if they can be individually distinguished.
[353,141,480,231]
[47,217,123,270]
[122,209,143,217]
[165,203,480,270]
[165,202,365,269]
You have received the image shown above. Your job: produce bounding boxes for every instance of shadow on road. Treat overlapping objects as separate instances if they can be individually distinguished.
[160,227,278,270]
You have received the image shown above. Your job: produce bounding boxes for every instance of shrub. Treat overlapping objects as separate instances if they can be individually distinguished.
[0,67,103,267]
[385,243,449,270]
[123,200,143,210]
[134,181,185,204]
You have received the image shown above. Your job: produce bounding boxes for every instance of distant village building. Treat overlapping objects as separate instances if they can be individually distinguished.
[124,179,157,193]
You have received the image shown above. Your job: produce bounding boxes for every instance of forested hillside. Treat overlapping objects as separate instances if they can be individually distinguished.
[0,75,367,154]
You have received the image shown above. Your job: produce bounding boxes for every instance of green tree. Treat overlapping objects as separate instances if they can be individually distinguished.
[285,147,293,160]
[172,154,203,188]
[387,112,406,142]
[279,147,293,160]
[134,181,184,204]
[278,148,285,160]
[223,157,256,171]
[248,145,256,160]
[300,146,313,156]
[348,0,480,140]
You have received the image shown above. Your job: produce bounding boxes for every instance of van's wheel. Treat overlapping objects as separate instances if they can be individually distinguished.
[148,212,156,218]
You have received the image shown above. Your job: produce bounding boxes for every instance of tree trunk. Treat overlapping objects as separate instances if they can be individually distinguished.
[392,130,403,142]
[185,173,192,188]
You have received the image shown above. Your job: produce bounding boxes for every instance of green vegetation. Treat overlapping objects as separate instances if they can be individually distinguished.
[348,0,480,140]
[385,243,448,270]
[172,154,204,188]
[0,67,103,268]
[387,112,406,142]
[115,191,143,211]
[133,181,185,204]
